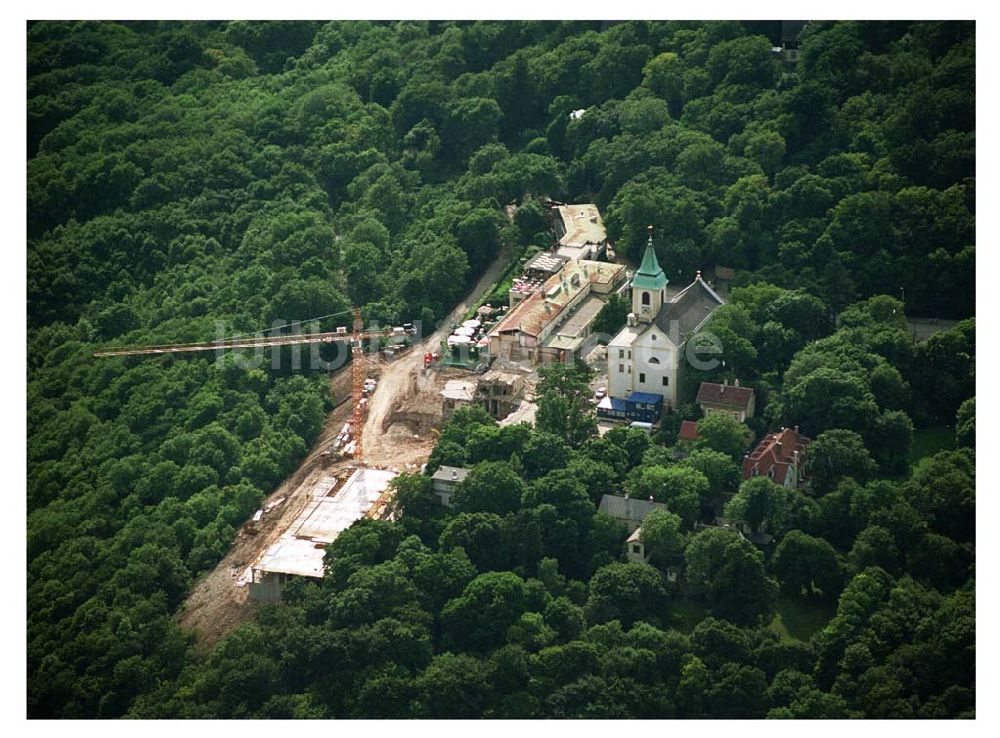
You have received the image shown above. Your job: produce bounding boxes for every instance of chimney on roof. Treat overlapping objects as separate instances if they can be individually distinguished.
[649,496,654,502]
[627,312,637,327]
[775,441,783,456]
[794,425,800,435]
[452,469,458,480]
[793,450,799,465]
[696,270,702,280]
[734,378,740,387]
[624,493,630,500]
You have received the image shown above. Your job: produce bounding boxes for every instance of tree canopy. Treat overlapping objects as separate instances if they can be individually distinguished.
[28,20,975,720]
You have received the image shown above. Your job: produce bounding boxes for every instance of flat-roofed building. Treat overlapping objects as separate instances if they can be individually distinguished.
[553,203,608,260]
[431,465,469,507]
[248,467,398,602]
[441,379,477,421]
[540,293,606,363]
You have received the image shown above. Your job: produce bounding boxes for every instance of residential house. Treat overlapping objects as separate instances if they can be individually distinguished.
[441,379,477,421]
[625,526,680,582]
[696,380,756,422]
[431,465,469,508]
[678,420,700,443]
[598,493,669,534]
[742,427,811,489]
[626,526,648,563]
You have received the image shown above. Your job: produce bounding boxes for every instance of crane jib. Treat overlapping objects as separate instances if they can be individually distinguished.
[92,329,394,358]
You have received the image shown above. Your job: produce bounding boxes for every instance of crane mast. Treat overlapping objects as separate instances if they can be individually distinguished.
[350,308,366,467]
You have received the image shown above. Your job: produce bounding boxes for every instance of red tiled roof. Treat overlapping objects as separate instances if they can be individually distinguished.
[742,427,811,485]
[678,420,700,442]
[696,381,755,411]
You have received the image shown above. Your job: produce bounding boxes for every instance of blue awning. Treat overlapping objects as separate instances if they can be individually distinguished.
[627,392,663,405]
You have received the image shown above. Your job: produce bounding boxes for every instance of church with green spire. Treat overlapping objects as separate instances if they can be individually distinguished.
[630,227,670,321]
[599,227,725,418]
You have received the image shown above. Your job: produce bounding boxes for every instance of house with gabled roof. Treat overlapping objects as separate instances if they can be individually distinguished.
[742,427,811,489]
[696,380,756,422]
[598,493,669,534]
[678,419,701,443]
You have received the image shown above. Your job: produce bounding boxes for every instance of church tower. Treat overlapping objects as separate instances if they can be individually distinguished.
[631,225,668,323]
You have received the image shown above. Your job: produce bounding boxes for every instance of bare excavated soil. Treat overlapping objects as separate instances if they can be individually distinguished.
[362,251,508,467]
[176,367,359,647]
[175,251,509,646]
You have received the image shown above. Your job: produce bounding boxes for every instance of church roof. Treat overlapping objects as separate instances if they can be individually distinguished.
[652,275,725,341]
[632,236,668,291]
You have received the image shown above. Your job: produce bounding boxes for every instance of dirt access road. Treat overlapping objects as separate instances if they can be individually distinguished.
[361,249,508,468]
[176,366,360,646]
[176,250,508,645]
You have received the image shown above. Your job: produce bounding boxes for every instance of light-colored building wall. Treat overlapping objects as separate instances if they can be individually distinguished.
[626,527,649,564]
[608,341,632,398]
[631,331,678,407]
[699,393,755,422]
[607,325,680,408]
[249,570,292,603]
[703,406,742,422]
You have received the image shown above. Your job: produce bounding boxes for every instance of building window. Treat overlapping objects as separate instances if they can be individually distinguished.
[618,364,624,373]
[618,349,624,358]
[639,373,646,383]
[631,544,642,554]
[649,356,660,365]
[662,376,669,386]
[651,333,657,340]
[642,291,650,306]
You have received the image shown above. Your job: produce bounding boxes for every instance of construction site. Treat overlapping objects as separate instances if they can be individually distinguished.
[89,203,626,645]
[245,466,399,602]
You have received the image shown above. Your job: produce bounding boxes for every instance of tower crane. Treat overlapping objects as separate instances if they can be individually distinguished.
[92,308,401,512]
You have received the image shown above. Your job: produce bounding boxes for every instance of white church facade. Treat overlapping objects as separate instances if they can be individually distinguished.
[599,230,724,422]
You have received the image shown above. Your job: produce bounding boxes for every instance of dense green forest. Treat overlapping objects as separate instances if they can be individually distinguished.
[28,20,974,718]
